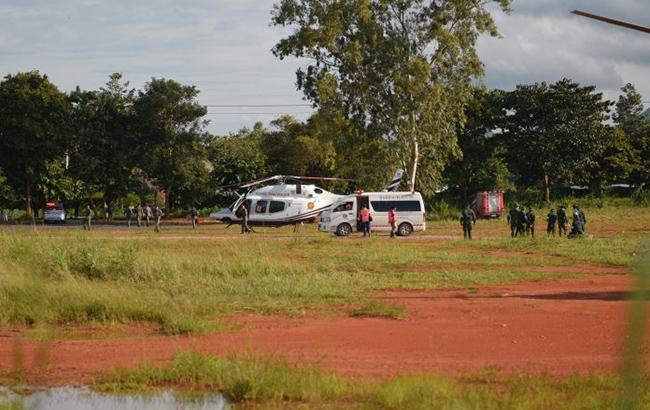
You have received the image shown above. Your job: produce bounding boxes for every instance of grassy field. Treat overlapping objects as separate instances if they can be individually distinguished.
[94,351,648,409]
[0,204,646,334]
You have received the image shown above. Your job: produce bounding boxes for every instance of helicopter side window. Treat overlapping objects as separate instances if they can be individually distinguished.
[333,202,353,212]
[269,201,285,214]
[314,188,324,194]
[255,200,268,214]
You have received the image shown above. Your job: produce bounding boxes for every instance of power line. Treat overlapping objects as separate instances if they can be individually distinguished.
[205,104,311,108]
[205,112,313,115]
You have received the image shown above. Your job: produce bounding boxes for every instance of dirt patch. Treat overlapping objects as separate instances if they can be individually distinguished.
[399,262,627,275]
[0,275,645,385]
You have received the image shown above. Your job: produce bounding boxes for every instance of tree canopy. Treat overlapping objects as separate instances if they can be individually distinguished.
[272,0,511,195]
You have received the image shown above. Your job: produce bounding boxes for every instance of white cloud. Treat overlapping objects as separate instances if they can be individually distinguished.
[0,0,647,134]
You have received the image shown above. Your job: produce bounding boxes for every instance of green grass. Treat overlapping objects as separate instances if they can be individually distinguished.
[0,204,646,332]
[96,351,650,409]
[348,300,406,319]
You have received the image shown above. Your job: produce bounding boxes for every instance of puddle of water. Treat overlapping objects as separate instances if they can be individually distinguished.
[0,386,228,410]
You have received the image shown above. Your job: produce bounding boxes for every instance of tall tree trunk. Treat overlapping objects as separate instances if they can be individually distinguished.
[409,137,419,193]
[165,186,172,211]
[543,172,550,203]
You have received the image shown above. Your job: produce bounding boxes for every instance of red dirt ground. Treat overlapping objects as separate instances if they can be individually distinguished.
[0,274,646,386]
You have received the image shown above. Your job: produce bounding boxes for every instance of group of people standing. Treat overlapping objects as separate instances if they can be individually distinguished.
[460,203,588,240]
[507,204,587,239]
[546,205,587,238]
[507,205,537,238]
[123,203,164,232]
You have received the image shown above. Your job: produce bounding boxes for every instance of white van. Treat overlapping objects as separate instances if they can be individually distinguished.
[319,192,426,237]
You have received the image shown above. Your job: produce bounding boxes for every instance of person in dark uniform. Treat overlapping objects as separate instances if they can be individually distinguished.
[190,207,199,230]
[557,206,569,237]
[125,204,134,228]
[460,205,477,240]
[546,208,557,237]
[507,204,519,238]
[569,204,587,238]
[153,205,164,233]
[525,207,536,238]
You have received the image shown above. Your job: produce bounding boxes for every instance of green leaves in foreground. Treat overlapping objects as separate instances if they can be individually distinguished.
[98,351,649,409]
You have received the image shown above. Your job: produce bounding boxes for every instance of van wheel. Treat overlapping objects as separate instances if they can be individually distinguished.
[336,223,352,237]
[398,223,413,237]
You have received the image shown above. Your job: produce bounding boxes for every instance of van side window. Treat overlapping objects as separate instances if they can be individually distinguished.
[255,200,268,214]
[371,201,422,212]
[269,201,285,214]
[333,202,353,212]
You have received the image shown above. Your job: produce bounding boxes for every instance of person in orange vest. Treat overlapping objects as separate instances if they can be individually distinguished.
[388,206,398,238]
[359,205,372,238]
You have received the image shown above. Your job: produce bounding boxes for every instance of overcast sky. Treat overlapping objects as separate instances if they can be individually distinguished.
[0,0,647,134]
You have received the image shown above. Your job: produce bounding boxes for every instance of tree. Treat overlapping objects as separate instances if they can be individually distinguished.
[272,0,511,194]
[613,83,649,187]
[500,79,611,201]
[134,78,209,210]
[580,126,637,194]
[261,116,337,177]
[208,124,271,205]
[0,71,71,215]
[444,88,512,203]
[69,73,137,208]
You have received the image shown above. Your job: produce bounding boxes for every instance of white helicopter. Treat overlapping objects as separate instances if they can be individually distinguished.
[210,171,404,228]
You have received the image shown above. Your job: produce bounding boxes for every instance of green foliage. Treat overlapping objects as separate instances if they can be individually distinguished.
[272,0,512,194]
[444,88,513,201]
[134,78,210,209]
[614,83,650,188]
[0,71,71,214]
[68,73,138,204]
[209,123,271,189]
[500,78,612,201]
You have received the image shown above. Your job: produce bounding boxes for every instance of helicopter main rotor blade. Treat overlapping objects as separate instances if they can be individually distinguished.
[571,10,650,34]
[285,176,356,182]
[216,175,284,192]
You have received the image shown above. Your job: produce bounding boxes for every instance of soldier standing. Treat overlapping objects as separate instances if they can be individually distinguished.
[125,204,133,228]
[557,206,568,237]
[460,205,477,240]
[1,209,8,224]
[153,205,164,233]
[136,203,144,227]
[507,204,519,238]
[83,204,94,231]
[190,207,199,230]
[239,203,251,234]
[569,204,584,238]
[546,208,557,237]
[578,205,587,234]
[525,207,536,238]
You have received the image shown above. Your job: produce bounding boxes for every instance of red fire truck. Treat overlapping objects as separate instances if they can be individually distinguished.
[472,191,504,218]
